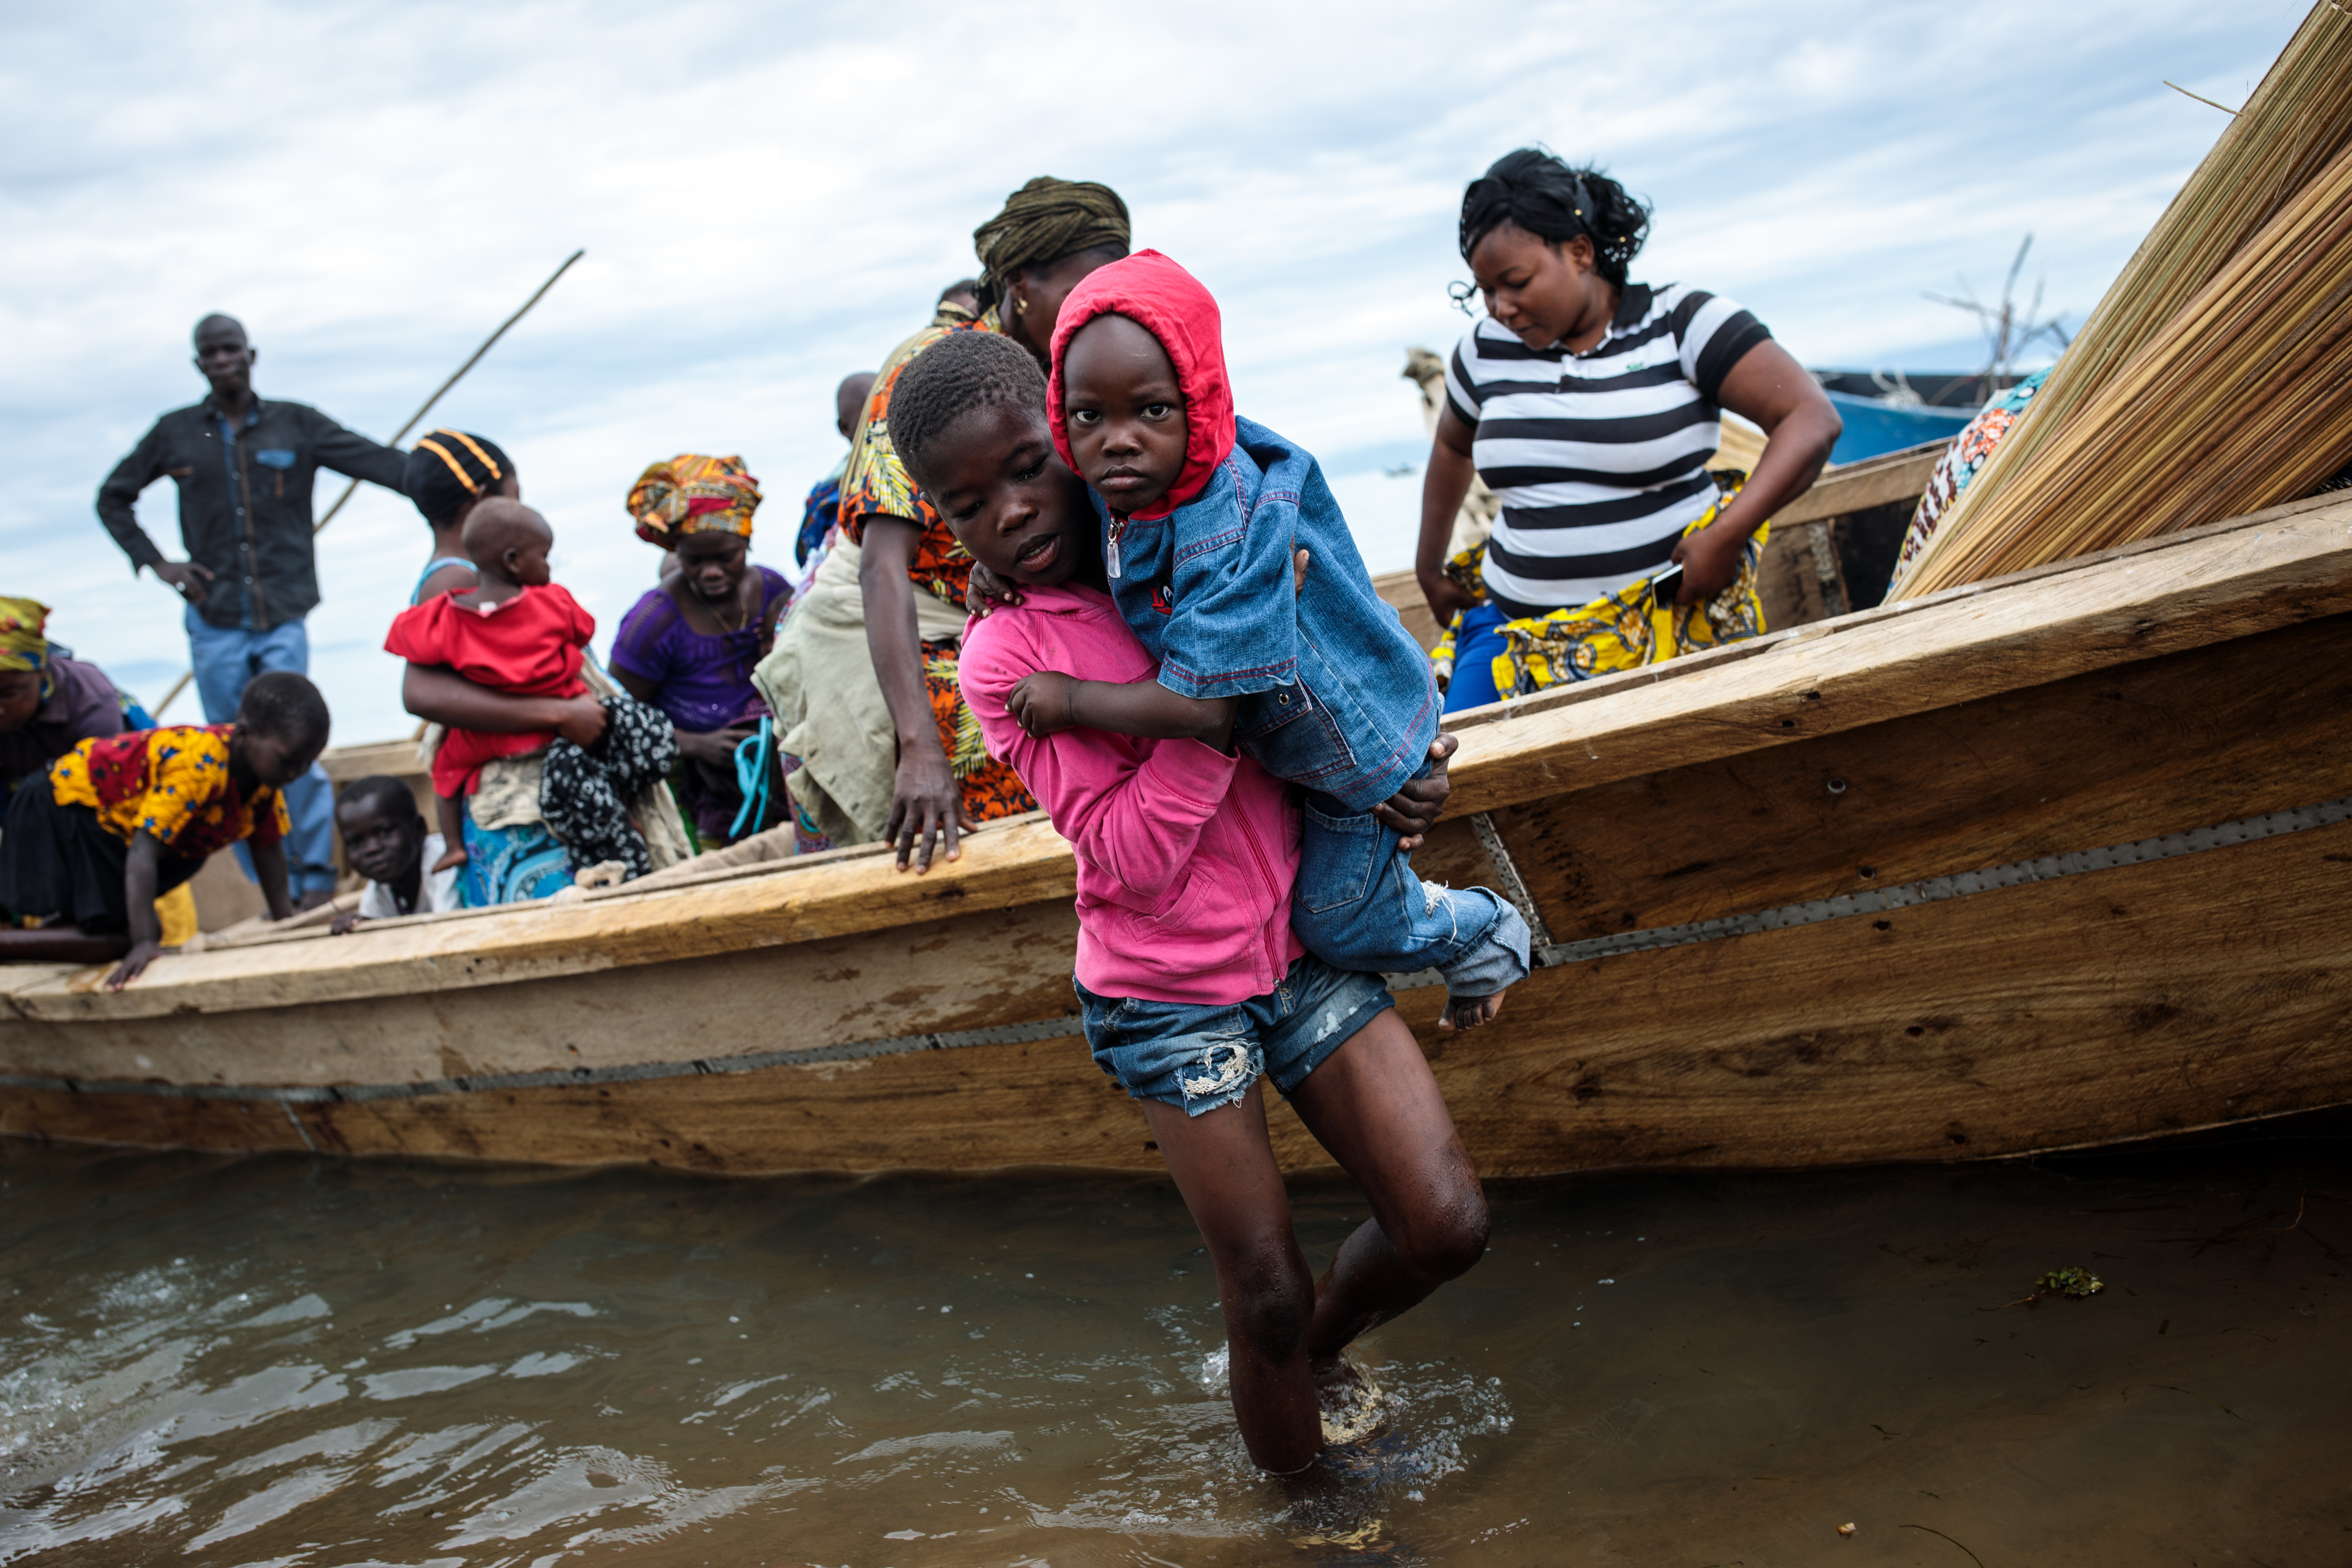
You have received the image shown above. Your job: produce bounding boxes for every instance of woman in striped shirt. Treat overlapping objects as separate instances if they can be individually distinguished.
[1417,149,1842,712]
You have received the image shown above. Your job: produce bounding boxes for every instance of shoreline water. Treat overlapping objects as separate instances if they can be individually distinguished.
[3,1116,2344,1564]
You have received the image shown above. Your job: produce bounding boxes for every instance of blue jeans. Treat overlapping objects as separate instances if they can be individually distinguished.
[1295,775,1530,999]
[184,607,337,897]
[1077,954,1394,1116]
[1441,603,1513,713]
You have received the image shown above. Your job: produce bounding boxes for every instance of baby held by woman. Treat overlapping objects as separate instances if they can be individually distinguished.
[385,499,676,885]
[892,310,1512,1474]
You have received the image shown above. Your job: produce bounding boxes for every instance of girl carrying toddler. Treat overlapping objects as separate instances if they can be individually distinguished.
[891,329,1488,1476]
[972,250,1530,1031]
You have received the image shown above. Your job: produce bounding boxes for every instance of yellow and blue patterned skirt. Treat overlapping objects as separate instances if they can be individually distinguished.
[1432,496,1769,702]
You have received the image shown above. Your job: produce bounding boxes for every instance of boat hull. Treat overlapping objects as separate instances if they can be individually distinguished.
[7,499,2352,1174]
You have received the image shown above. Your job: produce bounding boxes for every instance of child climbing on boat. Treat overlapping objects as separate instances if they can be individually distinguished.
[385,499,676,884]
[893,329,1489,1475]
[973,250,1529,1031]
[0,671,329,988]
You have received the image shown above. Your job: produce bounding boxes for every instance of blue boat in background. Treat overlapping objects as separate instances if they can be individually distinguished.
[1821,389,1976,465]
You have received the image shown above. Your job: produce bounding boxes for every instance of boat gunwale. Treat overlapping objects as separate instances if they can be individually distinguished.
[5,492,2350,1023]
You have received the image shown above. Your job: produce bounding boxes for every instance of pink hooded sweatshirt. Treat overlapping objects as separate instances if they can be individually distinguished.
[959,584,1304,1005]
[1045,249,1236,522]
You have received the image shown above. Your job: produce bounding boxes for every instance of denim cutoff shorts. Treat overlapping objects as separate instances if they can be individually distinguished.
[1075,954,1396,1117]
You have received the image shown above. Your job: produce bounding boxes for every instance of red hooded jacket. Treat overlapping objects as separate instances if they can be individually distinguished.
[1046,249,1237,523]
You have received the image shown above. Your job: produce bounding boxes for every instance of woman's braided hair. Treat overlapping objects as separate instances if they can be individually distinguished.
[1458,148,1651,286]
[891,329,1050,492]
[404,429,512,531]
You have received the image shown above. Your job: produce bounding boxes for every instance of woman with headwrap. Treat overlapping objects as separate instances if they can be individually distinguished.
[610,455,794,847]
[1,598,131,797]
[762,176,1129,866]
[401,430,521,605]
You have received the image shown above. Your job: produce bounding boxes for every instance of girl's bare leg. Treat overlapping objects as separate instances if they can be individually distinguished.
[1143,1085,1322,1473]
[1283,1008,1489,1363]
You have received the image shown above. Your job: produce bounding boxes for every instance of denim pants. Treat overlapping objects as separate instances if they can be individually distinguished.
[1294,774,1530,999]
[184,607,338,897]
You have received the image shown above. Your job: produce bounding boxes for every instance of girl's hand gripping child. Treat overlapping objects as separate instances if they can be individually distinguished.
[890,329,1489,1475]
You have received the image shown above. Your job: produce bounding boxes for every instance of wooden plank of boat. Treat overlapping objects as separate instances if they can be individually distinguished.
[6,493,2350,1174]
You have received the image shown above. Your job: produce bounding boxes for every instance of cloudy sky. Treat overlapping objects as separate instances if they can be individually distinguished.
[1,0,2303,744]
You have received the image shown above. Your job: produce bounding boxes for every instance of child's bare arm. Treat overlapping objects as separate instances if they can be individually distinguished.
[249,837,296,922]
[1008,673,1236,749]
[104,832,169,990]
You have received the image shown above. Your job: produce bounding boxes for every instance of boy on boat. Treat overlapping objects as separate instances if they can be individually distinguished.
[384,499,676,884]
[0,671,329,988]
[329,776,460,933]
[892,329,1489,1475]
[973,250,1530,1031]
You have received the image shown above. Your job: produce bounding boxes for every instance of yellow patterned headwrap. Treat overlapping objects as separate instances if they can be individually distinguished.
[627,455,762,546]
[0,597,53,699]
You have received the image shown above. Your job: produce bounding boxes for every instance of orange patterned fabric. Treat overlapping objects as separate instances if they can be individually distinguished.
[923,640,1033,823]
[627,454,763,545]
[49,725,288,855]
[839,313,999,609]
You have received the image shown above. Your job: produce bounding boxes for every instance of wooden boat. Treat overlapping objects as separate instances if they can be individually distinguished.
[6,477,2350,1177]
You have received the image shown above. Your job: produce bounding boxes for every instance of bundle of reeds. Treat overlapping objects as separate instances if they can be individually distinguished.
[1893,1,2352,596]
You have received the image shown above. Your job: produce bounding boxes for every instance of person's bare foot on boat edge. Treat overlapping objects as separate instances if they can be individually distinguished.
[1438,990,1506,1032]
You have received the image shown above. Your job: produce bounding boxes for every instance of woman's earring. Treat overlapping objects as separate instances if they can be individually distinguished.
[1016,297,1029,315]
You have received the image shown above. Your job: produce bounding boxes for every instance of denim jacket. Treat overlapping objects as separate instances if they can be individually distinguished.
[1101,416,1437,813]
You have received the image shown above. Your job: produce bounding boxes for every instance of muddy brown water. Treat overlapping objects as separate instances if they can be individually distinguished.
[1,1123,2346,1567]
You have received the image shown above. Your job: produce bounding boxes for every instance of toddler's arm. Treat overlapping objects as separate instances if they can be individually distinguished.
[963,640,1236,905]
[1004,549,1311,744]
[1008,673,1234,750]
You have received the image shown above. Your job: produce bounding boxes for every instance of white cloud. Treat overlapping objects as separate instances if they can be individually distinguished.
[0,0,2301,741]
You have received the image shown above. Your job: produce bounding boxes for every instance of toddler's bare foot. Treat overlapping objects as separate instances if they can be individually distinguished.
[1438,991,1506,1032]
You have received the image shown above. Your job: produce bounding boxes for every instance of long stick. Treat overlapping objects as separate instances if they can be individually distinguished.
[149,250,584,720]
[313,248,584,536]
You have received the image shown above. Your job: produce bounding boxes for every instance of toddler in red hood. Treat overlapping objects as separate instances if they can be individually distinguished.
[983,248,1528,1031]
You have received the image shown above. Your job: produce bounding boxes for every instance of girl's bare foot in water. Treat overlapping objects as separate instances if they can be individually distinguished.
[1313,1356,1387,1447]
[1438,991,1506,1032]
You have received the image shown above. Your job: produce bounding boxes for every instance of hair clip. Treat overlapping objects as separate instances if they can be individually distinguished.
[1447,280,1480,317]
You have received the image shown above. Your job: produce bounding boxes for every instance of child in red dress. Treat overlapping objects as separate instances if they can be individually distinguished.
[384,500,594,872]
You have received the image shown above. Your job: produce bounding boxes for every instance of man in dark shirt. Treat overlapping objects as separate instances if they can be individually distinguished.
[95,313,408,906]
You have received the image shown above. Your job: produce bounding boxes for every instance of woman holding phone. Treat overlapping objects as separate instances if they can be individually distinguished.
[1416,149,1841,711]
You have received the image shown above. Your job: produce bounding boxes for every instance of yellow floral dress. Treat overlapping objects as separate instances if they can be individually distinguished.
[49,725,289,855]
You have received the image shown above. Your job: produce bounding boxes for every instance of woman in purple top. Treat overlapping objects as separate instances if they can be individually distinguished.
[609,455,794,846]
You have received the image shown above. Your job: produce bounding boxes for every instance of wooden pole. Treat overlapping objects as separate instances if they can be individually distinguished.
[311,248,584,537]
[148,250,584,720]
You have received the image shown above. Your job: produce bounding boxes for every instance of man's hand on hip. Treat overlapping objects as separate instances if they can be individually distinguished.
[151,561,214,602]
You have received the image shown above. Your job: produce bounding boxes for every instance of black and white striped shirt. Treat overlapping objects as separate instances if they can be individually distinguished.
[1444,282,1772,614]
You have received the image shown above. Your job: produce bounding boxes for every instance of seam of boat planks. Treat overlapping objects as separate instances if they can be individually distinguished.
[4,492,2348,1029]
[8,790,2349,1107]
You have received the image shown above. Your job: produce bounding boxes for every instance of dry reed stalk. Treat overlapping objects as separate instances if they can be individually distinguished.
[1899,141,2352,589]
[1893,0,2352,594]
